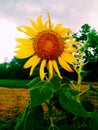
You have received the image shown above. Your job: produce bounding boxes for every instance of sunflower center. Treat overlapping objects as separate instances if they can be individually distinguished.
[33,30,64,60]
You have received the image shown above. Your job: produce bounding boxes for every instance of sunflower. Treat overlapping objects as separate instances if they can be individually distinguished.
[15,13,78,80]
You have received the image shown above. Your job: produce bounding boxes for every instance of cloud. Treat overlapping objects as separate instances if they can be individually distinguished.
[0,0,98,62]
[0,18,17,63]
[0,0,98,31]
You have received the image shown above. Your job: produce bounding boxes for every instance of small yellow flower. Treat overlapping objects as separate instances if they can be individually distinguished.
[15,13,78,80]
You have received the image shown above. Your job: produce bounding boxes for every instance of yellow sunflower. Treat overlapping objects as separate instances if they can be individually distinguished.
[15,13,78,80]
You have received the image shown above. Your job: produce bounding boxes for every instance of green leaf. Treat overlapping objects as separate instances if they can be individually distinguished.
[59,92,90,117]
[48,125,60,130]
[14,103,44,130]
[69,88,80,96]
[30,80,52,107]
[80,70,88,79]
[50,75,61,92]
[88,110,98,130]
[90,110,98,130]
[91,110,98,123]
[28,77,41,88]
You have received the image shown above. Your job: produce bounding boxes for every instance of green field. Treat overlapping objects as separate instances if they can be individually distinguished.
[0,79,31,88]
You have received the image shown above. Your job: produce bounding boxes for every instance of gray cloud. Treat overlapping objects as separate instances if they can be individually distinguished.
[0,0,98,31]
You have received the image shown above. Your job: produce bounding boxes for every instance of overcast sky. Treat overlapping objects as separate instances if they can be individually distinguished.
[0,0,98,63]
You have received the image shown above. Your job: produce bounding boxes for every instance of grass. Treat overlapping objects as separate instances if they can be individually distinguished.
[0,79,31,88]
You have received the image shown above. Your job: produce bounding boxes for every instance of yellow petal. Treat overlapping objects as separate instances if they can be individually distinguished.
[40,59,46,80]
[66,36,73,41]
[52,60,62,79]
[37,16,43,31]
[64,44,76,52]
[58,28,72,38]
[61,34,70,38]
[43,20,49,29]
[16,38,33,44]
[30,56,40,76]
[48,60,53,80]
[17,26,36,37]
[58,56,73,72]
[29,19,38,31]
[23,55,39,68]
[53,24,62,31]
[61,52,77,64]
[15,43,33,50]
[59,27,72,34]
[47,12,52,29]
[15,48,34,59]
[69,41,79,45]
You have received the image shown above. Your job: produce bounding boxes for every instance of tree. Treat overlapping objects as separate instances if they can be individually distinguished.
[73,24,98,81]
[0,57,30,79]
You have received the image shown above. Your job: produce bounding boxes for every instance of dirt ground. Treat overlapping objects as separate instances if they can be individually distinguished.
[0,87,29,120]
[0,83,98,120]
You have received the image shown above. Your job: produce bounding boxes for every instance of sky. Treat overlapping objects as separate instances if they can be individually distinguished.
[0,0,98,63]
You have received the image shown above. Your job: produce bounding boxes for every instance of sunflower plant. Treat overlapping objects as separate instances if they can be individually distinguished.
[14,13,98,130]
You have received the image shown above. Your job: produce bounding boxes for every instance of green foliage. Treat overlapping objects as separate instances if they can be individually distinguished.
[14,103,44,130]
[0,119,16,130]
[14,75,98,130]
[29,77,53,107]
[89,111,98,130]
[73,24,98,62]
[50,75,61,92]
[85,29,98,62]
[72,24,98,83]
[28,76,61,107]
[59,91,90,117]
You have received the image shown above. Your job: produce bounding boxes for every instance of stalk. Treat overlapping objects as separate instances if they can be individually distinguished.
[76,52,84,101]
[75,41,88,102]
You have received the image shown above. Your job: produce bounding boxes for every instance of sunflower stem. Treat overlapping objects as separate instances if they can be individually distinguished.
[75,41,88,102]
[76,63,83,102]
[47,92,55,129]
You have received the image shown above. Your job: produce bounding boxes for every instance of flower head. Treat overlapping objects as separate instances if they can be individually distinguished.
[15,13,78,80]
